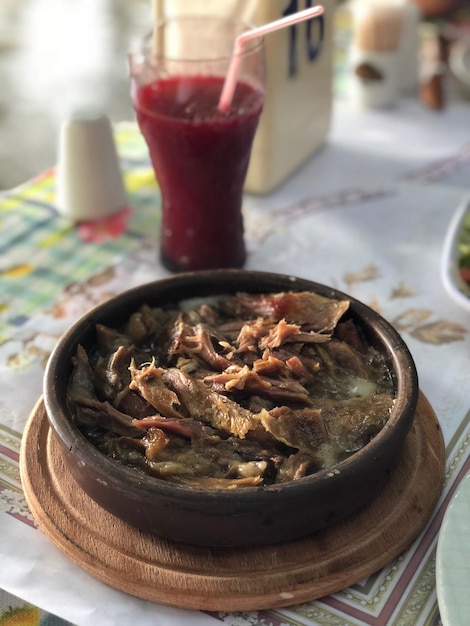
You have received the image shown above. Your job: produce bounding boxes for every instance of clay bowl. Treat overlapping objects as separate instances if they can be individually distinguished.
[43,269,418,547]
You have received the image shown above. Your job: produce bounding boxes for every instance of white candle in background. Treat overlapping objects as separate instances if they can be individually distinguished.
[348,0,405,108]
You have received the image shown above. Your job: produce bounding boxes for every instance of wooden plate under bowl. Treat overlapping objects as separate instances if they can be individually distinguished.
[20,392,445,612]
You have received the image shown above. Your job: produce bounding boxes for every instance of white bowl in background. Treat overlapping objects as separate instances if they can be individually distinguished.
[441,194,470,312]
[449,38,470,97]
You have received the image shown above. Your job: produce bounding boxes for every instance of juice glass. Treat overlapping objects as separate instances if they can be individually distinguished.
[129,16,265,272]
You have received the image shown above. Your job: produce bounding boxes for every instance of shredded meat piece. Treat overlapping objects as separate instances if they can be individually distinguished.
[142,428,170,461]
[96,323,133,354]
[260,406,329,454]
[131,362,260,438]
[172,475,264,488]
[322,338,371,379]
[126,304,161,343]
[259,318,331,349]
[258,406,339,471]
[335,319,366,354]
[285,355,313,381]
[252,354,292,378]
[258,319,300,349]
[143,436,277,486]
[235,318,271,352]
[133,415,218,440]
[67,290,395,487]
[168,318,235,371]
[93,346,156,418]
[317,393,394,452]
[221,291,350,329]
[68,344,96,403]
[73,396,143,437]
[129,360,185,419]
[277,451,322,481]
[204,365,271,392]
[94,345,132,402]
[204,365,313,406]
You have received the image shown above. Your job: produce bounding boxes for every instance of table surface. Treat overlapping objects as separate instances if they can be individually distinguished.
[1,93,469,626]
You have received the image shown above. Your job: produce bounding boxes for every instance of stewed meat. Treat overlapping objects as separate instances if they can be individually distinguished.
[67,290,395,486]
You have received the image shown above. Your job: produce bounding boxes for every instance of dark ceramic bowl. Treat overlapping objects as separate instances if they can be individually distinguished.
[43,270,418,547]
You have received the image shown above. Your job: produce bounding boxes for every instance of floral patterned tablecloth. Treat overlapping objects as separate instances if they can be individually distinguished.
[0,97,469,626]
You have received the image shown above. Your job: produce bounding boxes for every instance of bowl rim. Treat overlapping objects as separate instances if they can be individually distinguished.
[43,269,419,501]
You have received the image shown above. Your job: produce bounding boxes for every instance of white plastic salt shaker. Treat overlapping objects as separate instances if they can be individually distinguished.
[55,110,127,222]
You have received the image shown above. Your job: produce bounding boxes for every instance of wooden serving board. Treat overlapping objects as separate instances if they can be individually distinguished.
[20,393,445,612]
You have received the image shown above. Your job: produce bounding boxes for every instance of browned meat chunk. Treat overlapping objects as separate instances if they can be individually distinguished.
[320,338,371,379]
[235,318,271,352]
[221,291,349,330]
[204,365,313,406]
[143,438,275,486]
[259,318,332,349]
[96,323,133,354]
[277,451,324,482]
[68,344,96,403]
[142,428,170,461]
[132,415,218,440]
[167,317,235,371]
[319,393,394,452]
[259,393,393,467]
[259,406,335,468]
[72,396,142,437]
[128,361,185,419]
[125,304,167,344]
[130,362,260,438]
[94,345,133,403]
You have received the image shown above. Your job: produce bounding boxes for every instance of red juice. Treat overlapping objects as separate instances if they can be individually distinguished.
[134,75,263,271]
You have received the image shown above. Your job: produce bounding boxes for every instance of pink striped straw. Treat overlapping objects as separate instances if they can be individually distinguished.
[218,5,325,112]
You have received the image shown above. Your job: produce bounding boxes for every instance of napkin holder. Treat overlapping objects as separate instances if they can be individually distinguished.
[155,0,336,194]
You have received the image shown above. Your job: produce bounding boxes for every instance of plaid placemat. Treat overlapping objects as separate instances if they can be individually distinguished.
[0,124,159,345]
[0,589,72,625]
[1,110,469,626]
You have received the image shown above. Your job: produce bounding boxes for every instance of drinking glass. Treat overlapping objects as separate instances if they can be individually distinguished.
[129,16,265,272]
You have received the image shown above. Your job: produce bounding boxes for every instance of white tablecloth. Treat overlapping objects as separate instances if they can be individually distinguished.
[0,96,469,626]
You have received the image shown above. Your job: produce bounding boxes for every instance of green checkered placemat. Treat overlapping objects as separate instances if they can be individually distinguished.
[0,588,72,625]
[0,124,159,344]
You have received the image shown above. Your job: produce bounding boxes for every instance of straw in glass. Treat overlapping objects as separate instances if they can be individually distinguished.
[218,5,325,112]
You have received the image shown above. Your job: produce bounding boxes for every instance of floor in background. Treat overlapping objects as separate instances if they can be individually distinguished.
[0,0,151,190]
